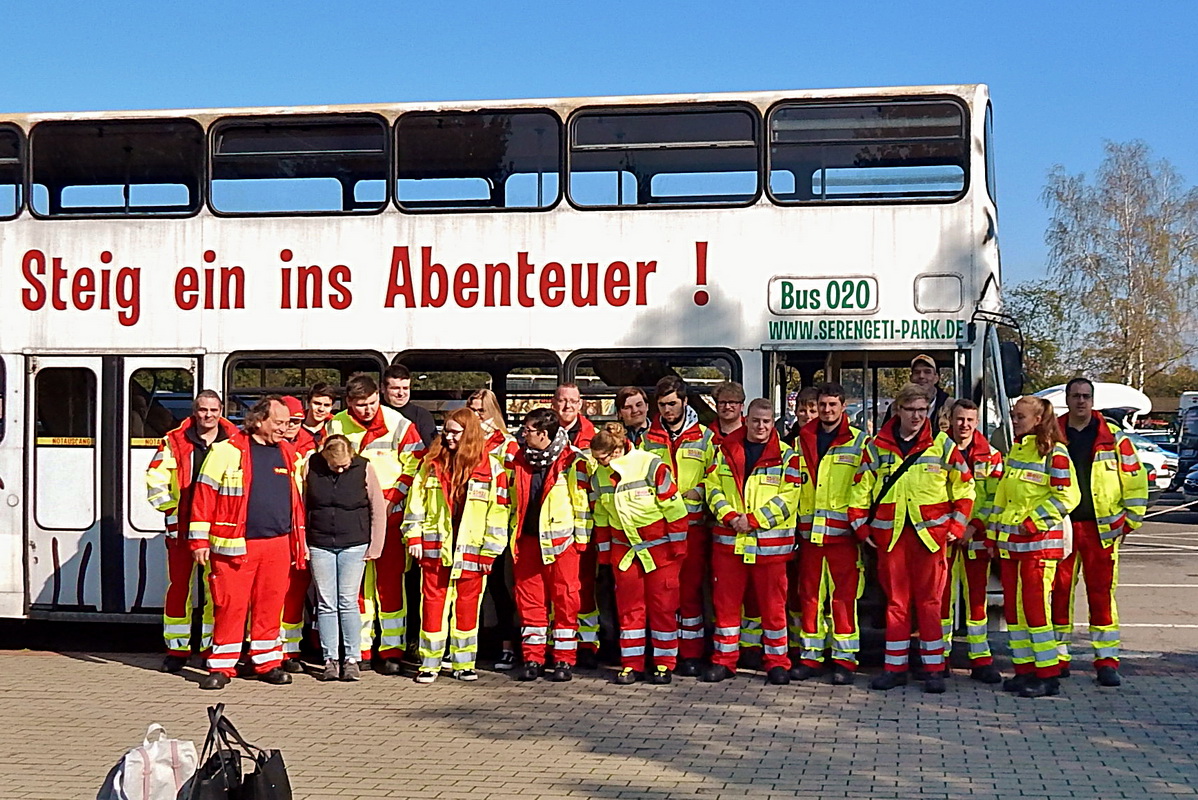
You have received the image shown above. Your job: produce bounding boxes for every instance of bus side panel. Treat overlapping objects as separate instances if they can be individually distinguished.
[0,353,25,617]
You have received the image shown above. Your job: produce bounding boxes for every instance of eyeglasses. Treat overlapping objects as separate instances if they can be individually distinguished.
[716,400,744,407]
[1068,393,1092,400]
[899,406,929,414]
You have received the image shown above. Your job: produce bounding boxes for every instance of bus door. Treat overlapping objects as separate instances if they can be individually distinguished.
[0,353,22,616]
[26,356,102,612]
[124,357,197,613]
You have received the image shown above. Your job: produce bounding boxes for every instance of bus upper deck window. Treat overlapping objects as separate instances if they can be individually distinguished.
[210,115,389,215]
[768,100,968,204]
[568,105,760,208]
[396,110,562,212]
[30,119,203,217]
[0,126,22,219]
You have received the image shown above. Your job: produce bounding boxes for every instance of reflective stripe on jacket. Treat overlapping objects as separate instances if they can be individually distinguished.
[511,446,592,563]
[145,417,239,537]
[1057,412,1149,544]
[989,437,1080,561]
[703,428,801,564]
[402,453,511,580]
[592,449,688,572]
[795,416,868,545]
[848,418,975,553]
[326,406,425,512]
[960,429,1004,556]
[188,431,307,563]
[642,417,717,522]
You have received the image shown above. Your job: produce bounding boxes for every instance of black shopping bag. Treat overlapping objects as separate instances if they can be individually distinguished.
[185,704,292,800]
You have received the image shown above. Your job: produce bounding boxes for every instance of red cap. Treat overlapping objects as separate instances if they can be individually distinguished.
[282,395,305,419]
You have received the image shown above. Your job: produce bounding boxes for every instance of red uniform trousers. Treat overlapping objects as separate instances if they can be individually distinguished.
[612,557,683,670]
[796,538,862,670]
[1051,519,1120,669]
[417,562,487,673]
[163,536,212,657]
[280,565,309,661]
[576,545,600,656]
[206,535,290,677]
[1002,556,1059,678]
[710,548,788,672]
[940,545,995,666]
[360,518,409,661]
[513,543,581,666]
[876,527,948,673]
[678,523,711,660]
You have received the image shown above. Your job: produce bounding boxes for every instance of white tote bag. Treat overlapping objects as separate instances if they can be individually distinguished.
[97,724,198,800]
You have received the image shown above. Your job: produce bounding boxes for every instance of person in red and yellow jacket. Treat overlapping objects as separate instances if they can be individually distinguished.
[616,386,651,449]
[939,399,1005,684]
[403,408,510,684]
[642,376,718,677]
[189,396,307,690]
[552,382,600,666]
[326,373,426,674]
[145,390,239,673]
[467,388,521,670]
[990,396,1080,698]
[791,382,869,686]
[510,408,592,682]
[594,422,690,685]
[701,398,801,685]
[278,394,315,672]
[1052,378,1148,687]
[849,382,974,695]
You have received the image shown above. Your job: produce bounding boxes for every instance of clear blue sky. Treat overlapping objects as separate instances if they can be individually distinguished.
[4,1,1195,286]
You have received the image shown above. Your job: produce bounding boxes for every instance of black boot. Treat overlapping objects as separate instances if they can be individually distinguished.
[199,672,230,691]
[1019,677,1051,698]
[161,655,188,674]
[516,662,542,682]
[789,663,818,681]
[923,674,946,694]
[675,658,702,677]
[701,664,734,683]
[970,664,1003,684]
[377,658,403,676]
[648,666,672,685]
[869,671,908,691]
[1002,673,1028,693]
[830,665,855,686]
[613,667,642,685]
[766,666,790,685]
[1096,666,1122,687]
[550,662,573,682]
[258,667,292,685]
[281,658,304,674]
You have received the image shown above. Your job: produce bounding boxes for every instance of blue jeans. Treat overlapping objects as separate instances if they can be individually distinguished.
[308,544,368,663]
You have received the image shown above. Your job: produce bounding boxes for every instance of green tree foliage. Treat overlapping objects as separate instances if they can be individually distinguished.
[1002,280,1079,392]
[1043,141,1198,390]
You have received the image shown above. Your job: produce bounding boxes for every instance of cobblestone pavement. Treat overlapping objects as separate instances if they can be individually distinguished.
[1,647,1196,800]
[3,502,1197,800]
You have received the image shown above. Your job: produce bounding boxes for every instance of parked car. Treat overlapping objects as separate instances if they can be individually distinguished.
[1182,465,1198,501]
[1124,432,1178,490]
[1131,429,1179,456]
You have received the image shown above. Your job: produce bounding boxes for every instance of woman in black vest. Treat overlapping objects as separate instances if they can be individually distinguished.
[304,434,387,681]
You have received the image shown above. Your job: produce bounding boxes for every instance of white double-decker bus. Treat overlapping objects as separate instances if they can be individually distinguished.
[0,84,1020,621]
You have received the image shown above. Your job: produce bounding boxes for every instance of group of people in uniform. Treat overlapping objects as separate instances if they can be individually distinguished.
[145,356,1149,698]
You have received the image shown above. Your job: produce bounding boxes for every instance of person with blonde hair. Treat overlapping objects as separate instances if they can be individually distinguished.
[303,434,388,681]
[592,423,689,684]
[466,388,520,669]
[849,382,974,695]
[403,408,510,684]
[990,395,1080,698]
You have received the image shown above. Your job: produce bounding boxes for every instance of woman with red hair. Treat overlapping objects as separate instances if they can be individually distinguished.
[403,408,510,684]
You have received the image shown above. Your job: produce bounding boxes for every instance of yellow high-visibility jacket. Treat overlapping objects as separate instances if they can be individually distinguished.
[794,416,868,545]
[989,436,1080,561]
[402,453,510,580]
[1057,412,1149,544]
[510,446,592,564]
[326,406,425,511]
[848,418,975,553]
[592,448,688,572]
[145,417,239,536]
[642,416,717,522]
[704,428,801,564]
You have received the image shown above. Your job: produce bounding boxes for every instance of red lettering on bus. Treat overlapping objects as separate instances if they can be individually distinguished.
[219,267,244,310]
[421,247,447,308]
[297,265,323,309]
[116,268,140,326]
[635,261,656,306]
[540,261,565,307]
[604,261,630,306]
[328,265,352,310]
[21,249,46,310]
[385,246,415,308]
[454,263,479,308]
[517,252,535,308]
[484,262,510,306]
[571,262,598,307]
[175,268,199,310]
[51,257,69,310]
[72,269,95,311]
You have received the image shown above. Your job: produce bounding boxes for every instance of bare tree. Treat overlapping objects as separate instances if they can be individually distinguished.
[1043,141,1198,390]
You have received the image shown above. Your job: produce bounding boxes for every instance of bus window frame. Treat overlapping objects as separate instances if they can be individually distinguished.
[393,348,562,426]
[0,123,24,220]
[394,108,565,214]
[208,112,392,219]
[29,118,206,220]
[223,349,388,419]
[764,95,971,207]
[565,102,764,211]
